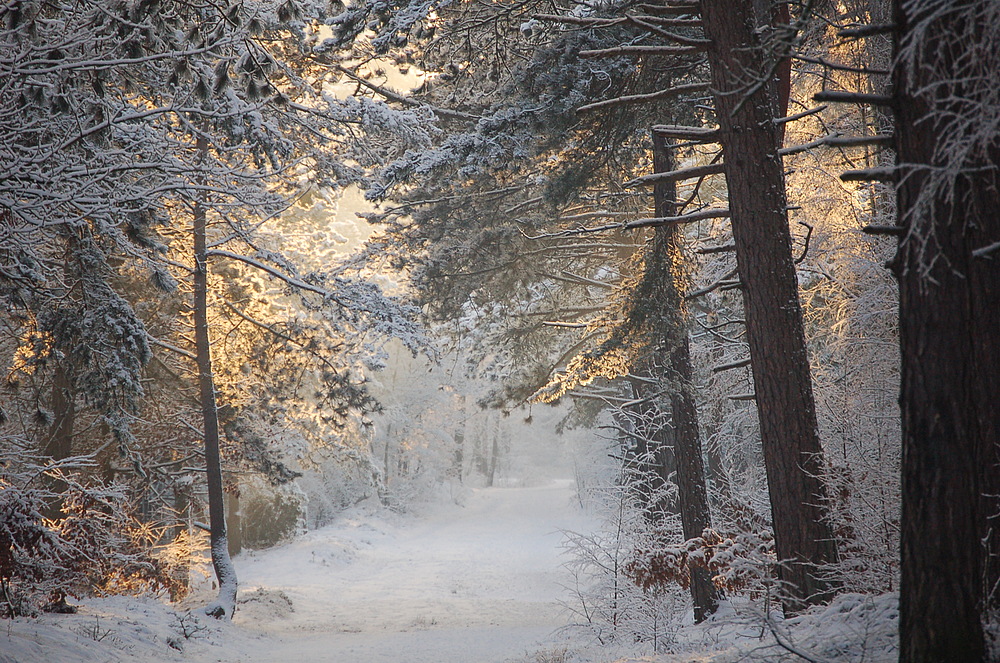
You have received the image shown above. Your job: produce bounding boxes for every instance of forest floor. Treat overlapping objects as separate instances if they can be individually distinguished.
[230,478,596,663]
[1,478,898,663]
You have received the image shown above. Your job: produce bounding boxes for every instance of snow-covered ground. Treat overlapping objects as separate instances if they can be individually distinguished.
[232,478,595,663]
[2,479,599,663]
[1,478,898,663]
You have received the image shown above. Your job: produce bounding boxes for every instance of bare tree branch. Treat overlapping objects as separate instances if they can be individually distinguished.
[625,162,725,187]
[577,82,709,113]
[580,44,704,58]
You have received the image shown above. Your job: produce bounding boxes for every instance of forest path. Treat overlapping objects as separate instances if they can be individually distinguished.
[232,479,596,663]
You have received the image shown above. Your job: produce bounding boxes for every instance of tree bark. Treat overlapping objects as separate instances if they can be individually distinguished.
[453,394,466,484]
[193,135,238,619]
[44,363,75,463]
[42,361,76,519]
[649,133,720,622]
[700,0,840,612]
[892,1,1000,660]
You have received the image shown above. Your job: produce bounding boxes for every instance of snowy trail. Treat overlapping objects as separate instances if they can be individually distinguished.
[232,479,596,663]
[0,479,900,663]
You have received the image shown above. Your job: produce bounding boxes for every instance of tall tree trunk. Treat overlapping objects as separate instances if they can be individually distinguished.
[45,363,75,462]
[892,1,1000,660]
[650,133,720,622]
[487,434,499,487]
[700,0,840,612]
[41,362,76,518]
[382,422,393,491]
[193,135,238,619]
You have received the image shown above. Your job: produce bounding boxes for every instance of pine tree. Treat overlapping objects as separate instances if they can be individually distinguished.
[700,0,841,611]
[892,0,1000,659]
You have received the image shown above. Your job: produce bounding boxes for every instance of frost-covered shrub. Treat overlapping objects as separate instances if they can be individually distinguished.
[627,528,776,598]
[238,477,305,549]
[297,451,379,529]
[819,462,900,594]
[561,481,688,653]
[0,467,181,617]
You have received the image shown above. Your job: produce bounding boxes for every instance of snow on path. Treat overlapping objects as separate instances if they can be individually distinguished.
[232,479,597,663]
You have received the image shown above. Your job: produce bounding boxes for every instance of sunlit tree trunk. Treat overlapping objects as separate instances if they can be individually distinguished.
[892,0,1000,659]
[700,0,840,612]
[193,134,237,618]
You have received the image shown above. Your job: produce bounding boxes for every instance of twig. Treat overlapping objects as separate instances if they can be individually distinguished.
[813,90,893,106]
[972,240,1000,258]
[329,63,479,121]
[625,162,725,187]
[686,266,739,300]
[795,222,814,264]
[764,613,836,663]
[579,44,703,58]
[793,53,890,76]
[697,243,735,254]
[713,358,752,373]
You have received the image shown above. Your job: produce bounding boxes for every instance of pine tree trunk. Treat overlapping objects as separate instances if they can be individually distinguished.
[487,428,500,487]
[650,133,720,622]
[700,0,840,612]
[193,135,238,619]
[45,363,75,462]
[892,1,1000,659]
[42,362,75,519]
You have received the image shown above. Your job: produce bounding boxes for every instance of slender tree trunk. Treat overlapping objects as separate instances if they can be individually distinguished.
[625,373,677,521]
[226,489,242,558]
[700,0,840,612]
[487,435,499,487]
[193,135,238,619]
[650,133,720,622]
[169,481,191,601]
[892,1,1000,660]
[383,422,392,490]
[453,394,466,483]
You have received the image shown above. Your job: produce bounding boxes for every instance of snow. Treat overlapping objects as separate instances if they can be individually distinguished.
[1,479,596,663]
[1,479,899,663]
[231,479,595,662]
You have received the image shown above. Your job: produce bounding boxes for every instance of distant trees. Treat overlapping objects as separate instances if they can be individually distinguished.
[330,0,849,619]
